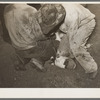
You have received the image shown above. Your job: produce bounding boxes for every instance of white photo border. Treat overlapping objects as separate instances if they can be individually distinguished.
[0,1,100,98]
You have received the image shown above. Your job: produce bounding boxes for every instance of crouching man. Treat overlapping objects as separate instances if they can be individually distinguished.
[55,4,98,78]
[4,4,66,71]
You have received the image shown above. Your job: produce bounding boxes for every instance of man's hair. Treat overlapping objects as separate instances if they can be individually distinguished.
[37,4,66,36]
[41,4,58,26]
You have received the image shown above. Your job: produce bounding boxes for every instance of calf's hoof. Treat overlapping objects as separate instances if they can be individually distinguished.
[30,61,47,72]
[65,59,76,70]
[36,67,47,72]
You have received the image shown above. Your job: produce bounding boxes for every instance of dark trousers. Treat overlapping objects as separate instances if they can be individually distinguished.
[15,39,59,65]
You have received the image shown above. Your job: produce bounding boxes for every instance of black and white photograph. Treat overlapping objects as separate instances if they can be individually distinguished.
[0,2,100,88]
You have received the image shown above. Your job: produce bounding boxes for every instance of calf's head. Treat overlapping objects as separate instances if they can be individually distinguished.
[55,32,70,68]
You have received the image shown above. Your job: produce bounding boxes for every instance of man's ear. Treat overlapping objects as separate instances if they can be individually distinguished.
[59,23,67,33]
[55,32,61,41]
[55,30,66,42]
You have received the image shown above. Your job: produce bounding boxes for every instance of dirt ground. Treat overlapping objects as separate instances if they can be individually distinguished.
[0,4,100,88]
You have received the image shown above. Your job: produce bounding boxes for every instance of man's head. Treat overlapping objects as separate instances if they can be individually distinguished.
[41,4,57,26]
[36,4,66,36]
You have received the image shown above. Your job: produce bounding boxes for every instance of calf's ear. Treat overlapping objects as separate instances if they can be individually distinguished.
[64,59,68,69]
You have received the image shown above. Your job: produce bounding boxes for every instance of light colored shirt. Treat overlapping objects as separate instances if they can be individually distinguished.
[4,4,46,50]
[60,4,95,34]
[58,4,95,54]
[55,4,96,70]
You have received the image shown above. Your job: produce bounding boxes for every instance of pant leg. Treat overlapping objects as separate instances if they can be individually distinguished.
[16,39,58,64]
[69,19,98,73]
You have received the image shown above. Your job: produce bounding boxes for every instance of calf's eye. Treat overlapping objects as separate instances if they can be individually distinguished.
[56,54,59,58]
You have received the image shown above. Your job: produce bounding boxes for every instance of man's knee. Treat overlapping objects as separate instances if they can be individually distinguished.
[71,45,98,73]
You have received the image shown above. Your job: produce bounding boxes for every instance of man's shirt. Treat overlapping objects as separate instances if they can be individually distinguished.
[60,4,95,34]
[4,4,46,50]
